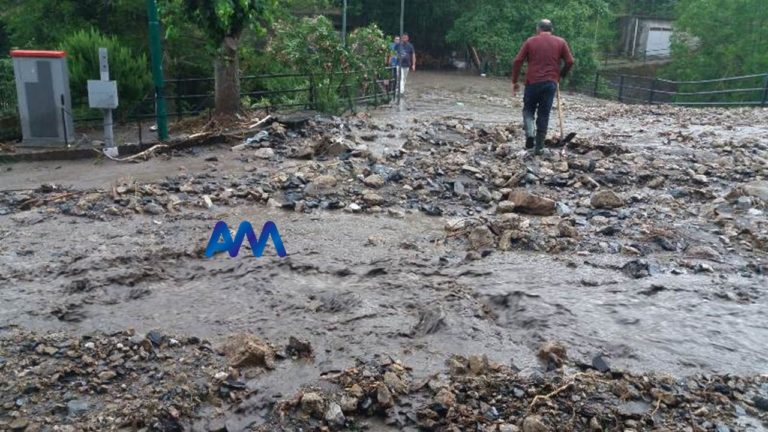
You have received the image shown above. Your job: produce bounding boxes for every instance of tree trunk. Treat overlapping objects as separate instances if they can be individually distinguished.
[214,37,240,115]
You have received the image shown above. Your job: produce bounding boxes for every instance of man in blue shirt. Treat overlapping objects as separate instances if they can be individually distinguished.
[396,33,416,95]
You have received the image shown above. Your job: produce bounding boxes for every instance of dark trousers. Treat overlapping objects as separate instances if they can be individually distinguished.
[523,81,557,138]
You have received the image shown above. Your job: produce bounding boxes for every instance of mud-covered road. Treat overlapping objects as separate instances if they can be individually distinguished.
[1,72,766,431]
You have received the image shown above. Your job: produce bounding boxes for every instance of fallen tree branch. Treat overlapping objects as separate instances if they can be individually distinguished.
[527,372,589,413]
[100,144,169,163]
[248,115,272,129]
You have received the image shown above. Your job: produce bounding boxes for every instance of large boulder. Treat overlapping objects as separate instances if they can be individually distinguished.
[591,190,625,209]
[508,190,556,216]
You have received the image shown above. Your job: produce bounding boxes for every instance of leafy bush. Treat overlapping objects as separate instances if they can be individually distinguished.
[60,28,151,117]
[270,16,389,114]
[0,58,17,116]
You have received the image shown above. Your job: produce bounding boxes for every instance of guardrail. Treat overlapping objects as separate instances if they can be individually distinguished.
[572,71,768,107]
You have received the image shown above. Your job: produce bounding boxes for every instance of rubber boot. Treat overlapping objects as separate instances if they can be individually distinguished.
[525,136,534,149]
[534,131,546,156]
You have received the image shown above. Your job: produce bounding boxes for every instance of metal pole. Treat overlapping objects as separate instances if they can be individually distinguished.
[618,75,625,102]
[649,78,657,104]
[762,74,768,106]
[146,0,169,140]
[400,0,404,37]
[99,48,115,152]
[342,0,347,46]
[60,95,69,147]
[593,72,600,97]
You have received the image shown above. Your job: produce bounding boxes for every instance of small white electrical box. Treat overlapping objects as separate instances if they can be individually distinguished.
[87,80,119,109]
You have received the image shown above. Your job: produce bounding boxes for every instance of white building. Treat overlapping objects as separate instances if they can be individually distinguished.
[620,16,675,59]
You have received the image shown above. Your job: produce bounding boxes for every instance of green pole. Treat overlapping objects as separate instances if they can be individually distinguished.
[342,0,347,46]
[146,0,169,140]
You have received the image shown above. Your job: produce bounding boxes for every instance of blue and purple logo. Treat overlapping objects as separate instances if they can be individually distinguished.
[205,221,287,258]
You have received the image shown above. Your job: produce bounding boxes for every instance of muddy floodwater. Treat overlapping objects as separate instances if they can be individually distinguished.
[0,72,767,430]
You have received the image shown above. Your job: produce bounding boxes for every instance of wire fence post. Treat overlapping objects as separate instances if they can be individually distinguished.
[593,72,600,97]
[309,75,316,110]
[175,79,182,121]
[648,78,657,104]
[762,74,768,106]
[618,75,625,102]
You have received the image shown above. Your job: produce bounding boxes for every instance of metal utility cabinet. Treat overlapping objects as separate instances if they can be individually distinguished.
[11,50,75,147]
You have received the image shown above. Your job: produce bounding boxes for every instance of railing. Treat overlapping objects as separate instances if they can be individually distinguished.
[572,71,768,107]
[163,66,397,121]
[600,47,673,67]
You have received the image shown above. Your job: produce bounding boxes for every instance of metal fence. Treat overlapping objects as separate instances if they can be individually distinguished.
[162,66,397,122]
[572,71,768,107]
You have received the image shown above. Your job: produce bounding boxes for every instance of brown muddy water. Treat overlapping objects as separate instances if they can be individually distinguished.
[0,72,766,396]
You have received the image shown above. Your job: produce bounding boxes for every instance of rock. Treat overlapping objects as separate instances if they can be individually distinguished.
[468,226,495,250]
[621,260,653,279]
[67,399,90,416]
[556,202,572,216]
[752,396,768,412]
[476,186,493,203]
[726,180,768,201]
[313,175,338,189]
[692,174,708,184]
[686,245,720,260]
[522,415,550,432]
[592,354,610,373]
[387,208,405,218]
[508,190,556,216]
[434,387,455,408]
[376,382,394,408]
[499,425,521,432]
[363,174,386,188]
[497,201,516,213]
[558,221,579,238]
[468,355,489,374]
[589,417,602,431]
[324,402,346,428]
[219,333,275,369]
[143,202,164,215]
[98,370,117,381]
[347,203,362,212]
[8,418,29,431]
[537,341,567,369]
[591,190,625,209]
[254,148,275,159]
[363,192,385,206]
[340,395,359,413]
[301,392,325,418]
[286,336,313,358]
[383,371,408,394]
[461,165,482,174]
[453,181,465,196]
[34,345,57,356]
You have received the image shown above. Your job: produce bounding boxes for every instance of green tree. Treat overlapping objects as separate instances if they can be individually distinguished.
[447,0,609,85]
[0,0,148,52]
[163,0,278,115]
[667,0,768,80]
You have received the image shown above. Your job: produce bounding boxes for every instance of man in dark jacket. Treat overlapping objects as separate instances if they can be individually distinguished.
[512,19,574,155]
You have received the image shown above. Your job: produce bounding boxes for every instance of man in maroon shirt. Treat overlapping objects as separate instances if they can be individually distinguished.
[512,19,574,155]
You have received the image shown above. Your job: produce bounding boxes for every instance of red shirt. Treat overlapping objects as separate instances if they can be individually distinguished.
[512,33,574,85]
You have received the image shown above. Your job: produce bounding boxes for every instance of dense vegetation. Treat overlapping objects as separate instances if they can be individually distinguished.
[0,0,765,116]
